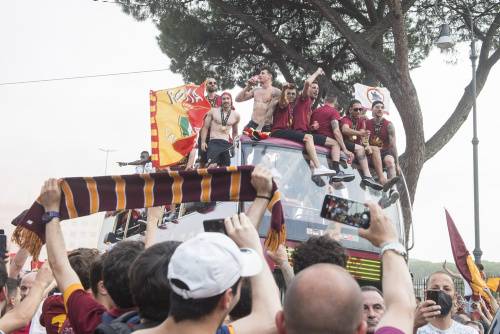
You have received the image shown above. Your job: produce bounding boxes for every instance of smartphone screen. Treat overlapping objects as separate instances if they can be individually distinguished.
[320,194,370,229]
[203,219,227,235]
[425,290,439,304]
[0,234,6,259]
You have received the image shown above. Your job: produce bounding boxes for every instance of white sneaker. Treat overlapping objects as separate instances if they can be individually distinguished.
[313,165,336,177]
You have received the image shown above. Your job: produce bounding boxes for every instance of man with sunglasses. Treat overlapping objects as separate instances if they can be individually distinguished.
[340,100,383,190]
[365,101,402,205]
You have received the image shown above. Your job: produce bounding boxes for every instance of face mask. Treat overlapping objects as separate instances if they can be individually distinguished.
[437,290,453,316]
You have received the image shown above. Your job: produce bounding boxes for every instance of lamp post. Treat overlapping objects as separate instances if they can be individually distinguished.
[436,3,482,264]
[99,148,116,176]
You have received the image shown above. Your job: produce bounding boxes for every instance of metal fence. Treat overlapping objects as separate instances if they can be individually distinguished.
[413,276,499,299]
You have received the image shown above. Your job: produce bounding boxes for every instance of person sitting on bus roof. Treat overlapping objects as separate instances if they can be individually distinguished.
[235,65,281,139]
[340,100,383,191]
[310,91,359,184]
[200,92,240,168]
[365,101,402,205]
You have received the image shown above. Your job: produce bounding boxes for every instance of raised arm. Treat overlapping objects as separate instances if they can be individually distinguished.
[441,260,461,279]
[144,206,163,249]
[235,77,257,102]
[40,179,81,295]
[358,201,415,334]
[266,245,294,287]
[246,165,274,230]
[200,109,213,153]
[387,123,402,175]
[225,213,281,334]
[483,287,499,313]
[279,82,290,109]
[117,156,151,167]
[301,68,323,99]
[0,262,54,334]
[256,90,280,131]
[9,248,29,278]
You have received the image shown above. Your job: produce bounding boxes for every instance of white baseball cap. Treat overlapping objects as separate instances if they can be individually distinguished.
[167,232,263,299]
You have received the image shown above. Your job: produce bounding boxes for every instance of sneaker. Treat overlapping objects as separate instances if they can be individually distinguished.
[378,196,390,209]
[330,170,355,183]
[313,165,336,177]
[312,176,326,187]
[362,177,383,191]
[389,189,400,204]
[382,176,400,192]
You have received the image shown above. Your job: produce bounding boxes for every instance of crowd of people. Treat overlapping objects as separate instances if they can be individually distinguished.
[1,67,497,334]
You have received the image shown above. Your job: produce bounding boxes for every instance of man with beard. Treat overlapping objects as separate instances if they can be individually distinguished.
[365,101,402,205]
[340,100,383,190]
[414,272,476,334]
[201,92,240,168]
[235,66,281,138]
[361,286,386,334]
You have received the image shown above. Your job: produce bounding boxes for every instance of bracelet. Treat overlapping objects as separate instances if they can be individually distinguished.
[255,195,272,201]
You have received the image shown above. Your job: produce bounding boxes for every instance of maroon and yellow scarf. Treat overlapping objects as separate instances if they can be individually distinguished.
[13,166,286,261]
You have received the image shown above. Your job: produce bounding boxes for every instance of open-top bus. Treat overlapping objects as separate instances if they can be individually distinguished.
[98,135,406,290]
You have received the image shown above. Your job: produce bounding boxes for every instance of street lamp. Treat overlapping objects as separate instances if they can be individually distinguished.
[435,2,482,264]
[99,148,116,176]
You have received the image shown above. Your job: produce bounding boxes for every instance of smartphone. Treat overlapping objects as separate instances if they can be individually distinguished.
[203,219,227,235]
[320,194,370,229]
[0,234,6,259]
[425,290,439,304]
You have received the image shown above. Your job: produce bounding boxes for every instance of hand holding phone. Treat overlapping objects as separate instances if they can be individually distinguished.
[320,194,370,229]
[203,219,227,235]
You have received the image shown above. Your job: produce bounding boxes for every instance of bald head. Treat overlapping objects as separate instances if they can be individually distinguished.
[20,272,37,300]
[279,263,364,334]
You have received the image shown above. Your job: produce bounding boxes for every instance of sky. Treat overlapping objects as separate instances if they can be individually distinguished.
[1,0,499,264]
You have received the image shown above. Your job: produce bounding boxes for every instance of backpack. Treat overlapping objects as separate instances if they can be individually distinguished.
[94,311,160,334]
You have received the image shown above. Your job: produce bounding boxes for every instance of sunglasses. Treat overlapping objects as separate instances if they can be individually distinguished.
[208,81,217,85]
[352,108,364,112]
[374,105,385,110]
[287,92,296,96]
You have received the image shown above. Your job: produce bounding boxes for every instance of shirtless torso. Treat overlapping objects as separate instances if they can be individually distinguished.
[206,107,240,140]
[235,69,281,126]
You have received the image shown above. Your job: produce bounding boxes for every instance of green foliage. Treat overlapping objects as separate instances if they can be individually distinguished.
[410,258,500,280]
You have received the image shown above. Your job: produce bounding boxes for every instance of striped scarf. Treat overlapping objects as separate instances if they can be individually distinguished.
[13,166,286,261]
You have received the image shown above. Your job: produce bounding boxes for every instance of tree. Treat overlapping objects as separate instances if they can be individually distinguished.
[117,0,500,241]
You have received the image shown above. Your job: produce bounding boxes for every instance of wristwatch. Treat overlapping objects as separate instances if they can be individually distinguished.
[379,242,406,260]
[42,211,60,224]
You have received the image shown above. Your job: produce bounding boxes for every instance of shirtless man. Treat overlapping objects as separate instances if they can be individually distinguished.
[201,92,240,168]
[235,65,281,136]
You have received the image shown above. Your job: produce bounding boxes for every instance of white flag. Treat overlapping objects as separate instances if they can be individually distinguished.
[354,83,392,115]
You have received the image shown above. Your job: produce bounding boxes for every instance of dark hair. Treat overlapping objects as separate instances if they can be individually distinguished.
[324,91,338,104]
[6,277,19,298]
[260,66,276,80]
[103,240,145,308]
[141,151,149,156]
[169,278,241,322]
[291,236,349,275]
[311,81,319,86]
[68,254,91,291]
[90,252,107,296]
[129,241,181,322]
[360,285,383,298]
[229,277,252,320]
[287,83,296,90]
[349,99,362,108]
[416,296,422,302]
[371,100,384,109]
[477,264,484,271]
[452,313,466,324]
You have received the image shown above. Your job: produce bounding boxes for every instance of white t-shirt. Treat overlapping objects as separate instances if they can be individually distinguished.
[135,162,155,174]
[417,321,477,334]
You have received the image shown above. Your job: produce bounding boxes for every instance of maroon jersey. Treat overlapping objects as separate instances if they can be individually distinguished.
[271,104,292,134]
[340,115,365,145]
[365,118,391,151]
[292,95,311,132]
[310,105,340,138]
[40,294,70,334]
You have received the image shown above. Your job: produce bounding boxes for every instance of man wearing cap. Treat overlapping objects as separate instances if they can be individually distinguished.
[135,209,280,334]
[201,92,240,168]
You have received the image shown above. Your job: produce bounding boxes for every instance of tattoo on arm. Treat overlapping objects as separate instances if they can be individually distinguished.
[261,93,279,126]
[279,259,295,287]
[387,123,399,165]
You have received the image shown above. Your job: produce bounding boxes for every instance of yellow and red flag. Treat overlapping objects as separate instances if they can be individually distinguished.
[150,82,211,167]
[445,210,495,312]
